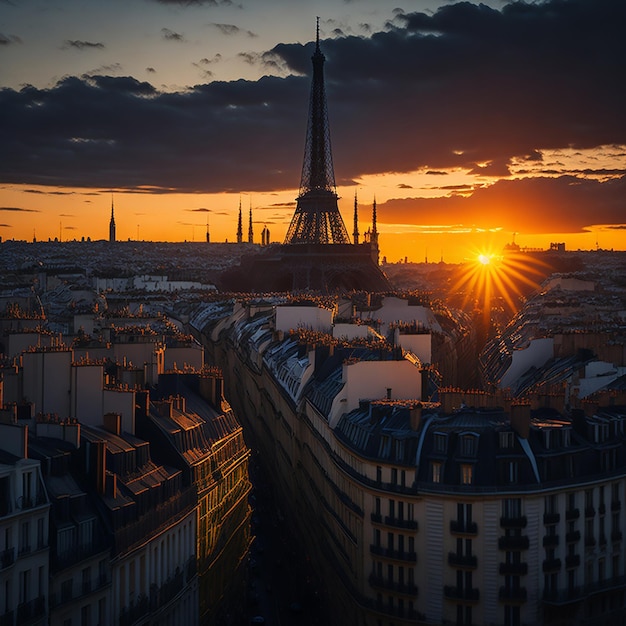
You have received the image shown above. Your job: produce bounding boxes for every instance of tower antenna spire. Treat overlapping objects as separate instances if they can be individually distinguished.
[353,190,359,245]
[283,19,350,245]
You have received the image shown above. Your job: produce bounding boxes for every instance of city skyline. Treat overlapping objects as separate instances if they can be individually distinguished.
[1,0,625,263]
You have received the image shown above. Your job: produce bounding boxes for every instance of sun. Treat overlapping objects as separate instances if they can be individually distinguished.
[450,244,553,322]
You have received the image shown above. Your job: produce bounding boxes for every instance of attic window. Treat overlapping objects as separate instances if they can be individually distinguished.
[434,432,447,454]
[461,434,478,457]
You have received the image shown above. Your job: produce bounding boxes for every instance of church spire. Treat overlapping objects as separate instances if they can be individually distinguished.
[353,190,359,245]
[109,195,116,242]
[206,212,210,243]
[236,197,243,243]
[248,199,254,244]
[370,196,379,265]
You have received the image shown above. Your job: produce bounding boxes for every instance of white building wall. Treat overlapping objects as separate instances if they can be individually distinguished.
[499,337,554,389]
[103,389,135,435]
[481,499,500,623]
[396,332,432,364]
[6,333,54,359]
[164,344,204,372]
[71,363,104,424]
[359,296,443,335]
[22,350,72,417]
[275,306,333,334]
[329,360,422,427]
[423,499,444,622]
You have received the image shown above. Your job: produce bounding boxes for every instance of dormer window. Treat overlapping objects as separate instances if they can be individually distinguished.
[461,434,478,457]
[434,432,447,454]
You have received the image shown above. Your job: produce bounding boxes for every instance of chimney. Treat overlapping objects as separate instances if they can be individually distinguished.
[103,412,122,436]
[510,403,531,439]
[105,472,117,498]
[93,439,107,495]
[409,403,422,431]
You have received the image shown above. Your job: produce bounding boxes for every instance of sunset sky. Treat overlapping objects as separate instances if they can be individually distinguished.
[1,0,625,263]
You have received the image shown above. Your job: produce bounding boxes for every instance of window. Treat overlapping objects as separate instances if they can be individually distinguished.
[457,503,473,525]
[461,434,478,457]
[433,432,447,453]
[507,461,518,484]
[37,518,45,549]
[460,464,473,485]
[499,431,514,448]
[81,604,91,626]
[545,494,557,516]
[431,462,442,484]
[503,498,522,519]
[19,522,29,554]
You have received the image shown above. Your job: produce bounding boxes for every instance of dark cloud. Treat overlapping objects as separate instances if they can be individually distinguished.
[0,0,624,231]
[379,175,626,234]
[0,206,39,212]
[188,207,211,212]
[161,28,185,42]
[146,67,156,74]
[209,23,256,37]
[0,223,11,227]
[63,40,105,50]
[150,0,235,5]
[0,32,22,45]
[397,183,413,189]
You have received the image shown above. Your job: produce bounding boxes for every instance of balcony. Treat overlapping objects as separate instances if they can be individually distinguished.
[566,530,581,543]
[543,512,560,525]
[368,574,418,597]
[371,512,383,524]
[499,562,528,576]
[542,558,561,573]
[566,508,580,521]
[448,553,478,569]
[384,516,418,531]
[499,586,528,603]
[16,596,45,624]
[543,534,559,548]
[450,520,478,535]
[443,586,480,603]
[370,545,417,563]
[498,535,529,551]
[585,506,595,518]
[500,516,527,529]
[373,601,421,621]
[565,554,580,568]
[611,500,621,512]
[0,548,15,570]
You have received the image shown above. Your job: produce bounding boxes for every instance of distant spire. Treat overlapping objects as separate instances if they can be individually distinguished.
[248,199,253,244]
[109,195,116,242]
[372,196,377,235]
[370,196,379,265]
[236,197,243,243]
[206,213,210,243]
[353,190,359,245]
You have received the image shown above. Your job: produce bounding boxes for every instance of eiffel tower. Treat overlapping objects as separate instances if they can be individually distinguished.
[284,20,351,245]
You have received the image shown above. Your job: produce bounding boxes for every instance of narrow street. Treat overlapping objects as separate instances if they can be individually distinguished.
[244,452,328,626]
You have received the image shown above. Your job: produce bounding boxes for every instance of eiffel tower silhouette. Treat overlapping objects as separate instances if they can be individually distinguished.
[284,19,351,245]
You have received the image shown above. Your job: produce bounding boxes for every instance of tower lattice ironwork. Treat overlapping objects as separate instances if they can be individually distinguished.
[283,20,351,245]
